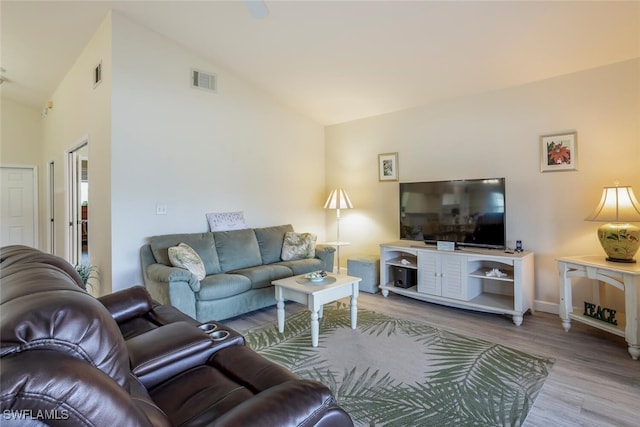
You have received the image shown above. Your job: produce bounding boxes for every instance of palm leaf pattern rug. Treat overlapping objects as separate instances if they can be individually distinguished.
[243,302,554,427]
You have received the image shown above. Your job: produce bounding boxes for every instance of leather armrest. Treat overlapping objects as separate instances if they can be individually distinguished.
[126,321,215,388]
[212,380,350,427]
[0,350,167,426]
[99,286,154,324]
[146,303,202,327]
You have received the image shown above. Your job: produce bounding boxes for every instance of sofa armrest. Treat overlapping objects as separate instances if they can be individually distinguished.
[126,322,215,388]
[144,265,200,318]
[146,263,201,292]
[314,244,336,272]
[98,286,154,324]
[212,380,353,427]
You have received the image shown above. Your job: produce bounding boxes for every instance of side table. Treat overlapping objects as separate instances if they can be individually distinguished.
[324,241,350,273]
[558,255,640,360]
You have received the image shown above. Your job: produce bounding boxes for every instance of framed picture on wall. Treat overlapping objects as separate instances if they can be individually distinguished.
[378,152,398,181]
[540,132,577,172]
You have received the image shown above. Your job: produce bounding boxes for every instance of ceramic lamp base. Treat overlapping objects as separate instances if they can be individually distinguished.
[597,223,640,263]
[606,257,636,263]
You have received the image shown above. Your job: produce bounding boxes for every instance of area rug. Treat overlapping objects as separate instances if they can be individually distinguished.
[243,302,554,427]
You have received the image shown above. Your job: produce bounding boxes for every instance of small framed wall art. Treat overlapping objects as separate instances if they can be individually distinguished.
[378,152,398,181]
[540,132,577,172]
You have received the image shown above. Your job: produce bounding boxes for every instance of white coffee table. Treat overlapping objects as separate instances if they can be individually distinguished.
[273,273,361,347]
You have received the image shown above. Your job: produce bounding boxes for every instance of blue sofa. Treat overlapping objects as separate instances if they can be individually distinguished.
[141,224,335,321]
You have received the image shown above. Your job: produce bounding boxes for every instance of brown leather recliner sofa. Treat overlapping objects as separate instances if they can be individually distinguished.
[0,245,353,427]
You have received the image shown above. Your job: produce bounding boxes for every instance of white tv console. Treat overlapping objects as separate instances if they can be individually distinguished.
[379,241,535,325]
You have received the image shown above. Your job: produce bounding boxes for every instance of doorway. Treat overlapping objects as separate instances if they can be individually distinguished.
[0,165,38,247]
[67,141,89,265]
[48,160,55,252]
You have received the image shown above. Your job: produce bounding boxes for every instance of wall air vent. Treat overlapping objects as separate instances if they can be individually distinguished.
[94,61,102,88]
[191,69,217,92]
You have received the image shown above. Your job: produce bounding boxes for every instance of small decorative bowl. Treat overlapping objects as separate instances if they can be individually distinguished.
[305,270,327,282]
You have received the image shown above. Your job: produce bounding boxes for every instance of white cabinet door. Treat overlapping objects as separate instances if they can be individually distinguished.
[417,251,440,295]
[440,254,467,299]
[417,252,466,299]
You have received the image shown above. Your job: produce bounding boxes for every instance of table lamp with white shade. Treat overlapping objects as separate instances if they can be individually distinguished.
[586,184,640,263]
[324,188,353,273]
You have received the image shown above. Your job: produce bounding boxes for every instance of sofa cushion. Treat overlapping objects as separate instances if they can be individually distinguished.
[168,243,206,280]
[149,233,221,275]
[254,224,294,265]
[198,274,252,301]
[281,232,317,261]
[231,264,294,290]
[214,229,263,272]
[276,258,324,276]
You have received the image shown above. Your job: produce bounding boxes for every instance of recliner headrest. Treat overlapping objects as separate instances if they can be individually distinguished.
[0,246,130,387]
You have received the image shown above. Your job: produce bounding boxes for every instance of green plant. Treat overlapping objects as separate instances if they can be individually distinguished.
[74,264,98,286]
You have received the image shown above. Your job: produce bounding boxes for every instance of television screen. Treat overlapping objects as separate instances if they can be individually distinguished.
[400,178,506,249]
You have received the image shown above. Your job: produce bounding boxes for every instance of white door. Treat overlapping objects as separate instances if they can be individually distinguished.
[0,166,38,247]
[67,141,88,265]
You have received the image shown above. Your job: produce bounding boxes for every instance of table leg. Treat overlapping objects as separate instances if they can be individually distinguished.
[311,310,319,347]
[558,262,572,332]
[512,314,523,326]
[319,304,324,319]
[624,275,639,360]
[276,287,285,333]
[350,283,358,330]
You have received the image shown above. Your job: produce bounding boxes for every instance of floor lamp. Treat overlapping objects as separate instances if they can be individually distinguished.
[324,188,353,273]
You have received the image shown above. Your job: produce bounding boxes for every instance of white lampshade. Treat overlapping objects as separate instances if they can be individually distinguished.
[586,186,640,222]
[586,185,640,263]
[324,188,353,210]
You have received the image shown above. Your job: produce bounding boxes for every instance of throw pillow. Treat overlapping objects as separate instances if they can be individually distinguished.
[168,243,206,280]
[206,211,247,231]
[281,232,317,261]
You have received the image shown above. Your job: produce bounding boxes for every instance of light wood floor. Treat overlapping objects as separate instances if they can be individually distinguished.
[225,292,640,427]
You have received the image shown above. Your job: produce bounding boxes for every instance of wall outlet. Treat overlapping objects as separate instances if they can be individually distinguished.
[156,204,167,215]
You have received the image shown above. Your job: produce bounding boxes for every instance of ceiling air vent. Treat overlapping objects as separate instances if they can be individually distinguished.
[191,69,216,93]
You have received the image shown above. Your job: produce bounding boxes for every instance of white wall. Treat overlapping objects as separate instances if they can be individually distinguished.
[109,13,326,290]
[4,12,325,295]
[0,98,42,164]
[325,59,640,313]
[38,12,113,297]
[0,98,43,247]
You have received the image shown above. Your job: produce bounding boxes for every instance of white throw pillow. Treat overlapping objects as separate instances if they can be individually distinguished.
[168,243,206,280]
[206,211,247,231]
[281,232,317,261]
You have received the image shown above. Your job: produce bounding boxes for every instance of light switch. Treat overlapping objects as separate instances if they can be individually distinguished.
[156,204,167,215]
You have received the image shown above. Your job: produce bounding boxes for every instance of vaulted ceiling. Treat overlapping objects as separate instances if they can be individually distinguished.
[2,1,638,125]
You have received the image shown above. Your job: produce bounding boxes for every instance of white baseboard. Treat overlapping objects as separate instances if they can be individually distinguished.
[534,300,559,315]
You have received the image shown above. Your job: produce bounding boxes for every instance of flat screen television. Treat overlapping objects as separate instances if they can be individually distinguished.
[400,178,506,249]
